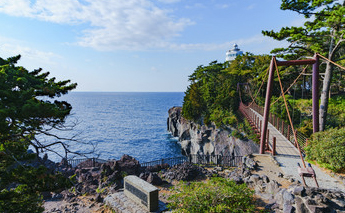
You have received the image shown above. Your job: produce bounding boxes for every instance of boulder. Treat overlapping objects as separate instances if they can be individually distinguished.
[146,173,163,186]
[117,154,140,175]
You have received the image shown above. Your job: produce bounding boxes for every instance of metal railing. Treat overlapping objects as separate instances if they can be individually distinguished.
[188,155,242,167]
[67,158,108,168]
[140,155,242,168]
[140,156,188,168]
[67,155,243,169]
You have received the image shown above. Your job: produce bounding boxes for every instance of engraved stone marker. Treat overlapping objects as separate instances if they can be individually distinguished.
[124,175,159,212]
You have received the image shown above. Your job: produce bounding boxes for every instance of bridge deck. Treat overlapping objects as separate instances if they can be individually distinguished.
[250,108,300,157]
[250,108,345,192]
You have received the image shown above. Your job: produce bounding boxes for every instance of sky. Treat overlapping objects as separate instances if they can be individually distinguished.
[0,0,305,92]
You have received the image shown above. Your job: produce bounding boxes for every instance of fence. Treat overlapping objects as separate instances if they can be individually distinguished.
[140,155,242,168]
[67,157,108,168]
[140,156,188,168]
[67,155,243,169]
[188,154,243,167]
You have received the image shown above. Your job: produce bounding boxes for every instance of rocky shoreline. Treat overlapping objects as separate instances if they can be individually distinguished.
[40,153,345,213]
[23,107,345,212]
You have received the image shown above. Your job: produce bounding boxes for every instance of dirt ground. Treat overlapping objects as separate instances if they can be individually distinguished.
[252,154,293,188]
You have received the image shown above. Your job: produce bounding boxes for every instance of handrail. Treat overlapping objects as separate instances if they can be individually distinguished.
[248,102,307,152]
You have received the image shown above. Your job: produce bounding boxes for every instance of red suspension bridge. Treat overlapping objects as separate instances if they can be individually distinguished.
[238,53,345,190]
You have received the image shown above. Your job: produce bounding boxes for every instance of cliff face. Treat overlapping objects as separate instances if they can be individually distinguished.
[167,107,259,156]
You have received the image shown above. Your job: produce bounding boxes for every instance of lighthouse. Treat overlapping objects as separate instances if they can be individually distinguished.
[226,44,243,62]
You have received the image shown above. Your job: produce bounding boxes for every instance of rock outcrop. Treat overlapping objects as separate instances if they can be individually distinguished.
[167,106,259,157]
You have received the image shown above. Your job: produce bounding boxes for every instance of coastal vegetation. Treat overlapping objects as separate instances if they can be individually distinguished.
[167,177,256,212]
[0,55,77,212]
[306,127,345,172]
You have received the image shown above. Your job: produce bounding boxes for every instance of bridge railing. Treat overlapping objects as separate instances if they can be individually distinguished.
[249,102,307,152]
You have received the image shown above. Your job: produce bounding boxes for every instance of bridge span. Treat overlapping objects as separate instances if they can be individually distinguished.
[239,103,345,191]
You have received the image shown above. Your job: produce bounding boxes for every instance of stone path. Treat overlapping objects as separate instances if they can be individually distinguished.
[250,108,345,192]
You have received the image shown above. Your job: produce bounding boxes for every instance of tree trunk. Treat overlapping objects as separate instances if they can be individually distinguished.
[319,61,333,131]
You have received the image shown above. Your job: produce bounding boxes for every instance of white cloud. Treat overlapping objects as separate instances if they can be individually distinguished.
[214,4,230,9]
[247,3,256,10]
[157,0,181,3]
[185,3,206,9]
[0,0,192,51]
[161,34,289,55]
[0,36,60,68]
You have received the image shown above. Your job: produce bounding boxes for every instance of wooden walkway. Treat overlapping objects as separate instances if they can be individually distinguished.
[249,108,300,157]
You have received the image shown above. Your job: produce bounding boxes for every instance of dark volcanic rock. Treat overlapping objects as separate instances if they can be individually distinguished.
[146,173,163,185]
[117,154,140,175]
[161,162,210,181]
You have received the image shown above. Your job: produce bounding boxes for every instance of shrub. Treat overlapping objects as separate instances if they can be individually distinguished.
[167,177,255,212]
[305,127,345,172]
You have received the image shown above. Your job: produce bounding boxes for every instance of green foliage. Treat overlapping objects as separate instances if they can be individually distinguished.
[306,127,345,172]
[230,129,244,140]
[262,0,345,130]
[167,177,256,212]
[209,108,237,127]
[262,0,345,60]
[327,94,345,128]
[0,55,77,212]
[182,54,271,127]
[0,184,44,213]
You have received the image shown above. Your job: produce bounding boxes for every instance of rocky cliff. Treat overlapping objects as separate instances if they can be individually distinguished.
[167,106,259,157]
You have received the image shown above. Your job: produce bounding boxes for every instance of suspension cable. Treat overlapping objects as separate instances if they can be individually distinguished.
[273,58,306,168]
[270,65,309,107]
[317,53,345,71]
[247,67,270,106]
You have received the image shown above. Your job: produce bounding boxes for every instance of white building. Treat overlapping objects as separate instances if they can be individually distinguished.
[225,44,243,62]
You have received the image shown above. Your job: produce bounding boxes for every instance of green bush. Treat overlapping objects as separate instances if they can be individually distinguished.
[167,177,255,212]
[0,184,44,213]
[306,127,345,172]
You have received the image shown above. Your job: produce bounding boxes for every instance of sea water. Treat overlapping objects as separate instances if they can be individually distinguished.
[41,92,184,163]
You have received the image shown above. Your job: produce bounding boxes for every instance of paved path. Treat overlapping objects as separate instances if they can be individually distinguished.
[250,108,345,192]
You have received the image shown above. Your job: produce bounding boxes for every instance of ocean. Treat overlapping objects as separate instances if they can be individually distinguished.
[41,92,185,163]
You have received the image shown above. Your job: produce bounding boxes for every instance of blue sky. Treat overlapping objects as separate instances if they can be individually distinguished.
[0,0,304,92]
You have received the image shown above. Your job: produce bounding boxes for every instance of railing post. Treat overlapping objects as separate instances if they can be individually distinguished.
[294,130,298,147]
[266,129,270,151]
[287,125,290,141]
[273,137,276,156]
[259,120,262,134]
[282,121,284,136]
[273,115,275,126]
[277,117,279,130]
